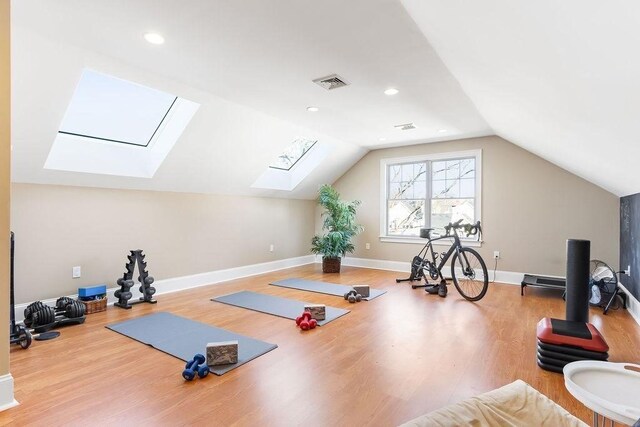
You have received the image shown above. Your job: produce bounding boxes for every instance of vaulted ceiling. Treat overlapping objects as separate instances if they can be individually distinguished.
[11,0,638,198]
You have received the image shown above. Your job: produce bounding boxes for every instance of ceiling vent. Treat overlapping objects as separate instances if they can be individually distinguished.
[394,123,416,130]
[313,74,349,90]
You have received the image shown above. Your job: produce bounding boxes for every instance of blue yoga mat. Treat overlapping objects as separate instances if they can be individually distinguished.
[270,278,386,300]
[106,312,277,375]
[211,291,349,325]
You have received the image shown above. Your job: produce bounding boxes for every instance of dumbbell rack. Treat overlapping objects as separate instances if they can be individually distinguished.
[114,250,157,309]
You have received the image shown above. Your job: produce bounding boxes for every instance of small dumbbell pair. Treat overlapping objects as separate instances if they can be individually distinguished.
[182,354,209,381]
[295,311,317,330]
[343,290,362,303]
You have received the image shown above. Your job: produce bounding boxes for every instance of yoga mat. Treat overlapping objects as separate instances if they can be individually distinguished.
[106,312,277,375]
[270,278,386,300]
[211,291,349,325]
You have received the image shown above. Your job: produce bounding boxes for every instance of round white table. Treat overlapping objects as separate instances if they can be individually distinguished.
[564,361,640,426]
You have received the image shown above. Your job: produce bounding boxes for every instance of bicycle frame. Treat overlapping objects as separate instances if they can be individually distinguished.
[415,229,472,281]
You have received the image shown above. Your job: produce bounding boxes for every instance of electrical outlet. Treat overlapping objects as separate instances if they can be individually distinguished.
[493,251,500,259]
[72,266,81,278]
[627,265,631,276]
[269,244,274,252]
[365,243,371,250]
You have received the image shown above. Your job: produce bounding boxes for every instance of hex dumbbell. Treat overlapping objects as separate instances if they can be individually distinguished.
[295,311,317,330]
[343,290,362,303]
[182,354,209,381]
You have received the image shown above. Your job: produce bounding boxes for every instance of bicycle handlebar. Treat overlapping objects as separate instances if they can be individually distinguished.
[444,220,482,239]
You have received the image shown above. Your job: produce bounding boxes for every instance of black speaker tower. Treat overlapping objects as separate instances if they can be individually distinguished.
[565,239,590,323]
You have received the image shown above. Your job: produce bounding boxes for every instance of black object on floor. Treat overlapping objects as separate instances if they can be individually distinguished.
[536,318,608,373]
[114,250,157,309]
[107,312,277,376]
[23,298,86,332]
[520,274,566,296]
[34,331,60,341]
[566,239,590,323]
[9,232,32,349]
[537,341,609,360]
[536,358,564,374]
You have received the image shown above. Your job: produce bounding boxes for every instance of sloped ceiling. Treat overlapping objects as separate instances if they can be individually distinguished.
[402,0,640,197]
[10,0,491,199]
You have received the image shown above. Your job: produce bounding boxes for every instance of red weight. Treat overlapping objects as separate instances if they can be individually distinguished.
[309,319,317,329]
[295,316,303,326]
[300,320,309,330]
[302,311,312,320]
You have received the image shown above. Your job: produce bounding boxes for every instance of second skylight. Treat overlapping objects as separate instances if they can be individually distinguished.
[269,138,317,171]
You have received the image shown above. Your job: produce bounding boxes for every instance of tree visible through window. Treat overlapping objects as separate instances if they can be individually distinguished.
[269,139,317,170]
[387,157,476,237]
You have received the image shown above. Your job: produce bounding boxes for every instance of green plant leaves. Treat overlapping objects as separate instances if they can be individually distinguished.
[311,185,363,258]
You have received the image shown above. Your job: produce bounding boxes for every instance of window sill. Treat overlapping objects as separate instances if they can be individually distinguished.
[379,236,482,248]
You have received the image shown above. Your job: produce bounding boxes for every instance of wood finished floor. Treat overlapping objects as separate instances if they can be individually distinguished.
[2,264,640,426]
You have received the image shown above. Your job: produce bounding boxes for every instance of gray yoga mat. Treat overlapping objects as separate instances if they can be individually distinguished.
[270,278,386,301]
[106,312,277,376]
[211,291,349,325]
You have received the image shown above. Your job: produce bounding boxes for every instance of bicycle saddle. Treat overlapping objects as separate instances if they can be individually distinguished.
[420,228,433,239]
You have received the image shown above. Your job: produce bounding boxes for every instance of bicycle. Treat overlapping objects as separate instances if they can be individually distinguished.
[396,220,489,301]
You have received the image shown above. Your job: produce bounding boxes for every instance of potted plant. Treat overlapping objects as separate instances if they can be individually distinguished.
[311,184,363,273]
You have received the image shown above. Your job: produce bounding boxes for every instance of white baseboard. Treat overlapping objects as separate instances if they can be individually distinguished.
[14,255,315,323]
[0,374,18,412]
[337,256,527,285]
[618,283,640,326]
[337,256,640,327]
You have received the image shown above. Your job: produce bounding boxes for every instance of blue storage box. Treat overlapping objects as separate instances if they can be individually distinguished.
[78,284,107,298]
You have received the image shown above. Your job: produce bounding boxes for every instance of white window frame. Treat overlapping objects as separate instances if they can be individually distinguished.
[379,149,482,247]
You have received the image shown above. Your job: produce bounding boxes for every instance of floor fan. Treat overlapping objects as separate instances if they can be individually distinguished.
[589,260,626,314]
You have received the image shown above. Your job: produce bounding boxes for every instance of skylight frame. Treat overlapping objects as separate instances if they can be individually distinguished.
[268,139,318,171]
[57,69,182,148]
[58,96,178,148]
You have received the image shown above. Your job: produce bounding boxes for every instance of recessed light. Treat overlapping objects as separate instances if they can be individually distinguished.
[144,32,165,45]
[379,137,387,142]
[438,129,447,133]
[307,106,319,112]
[384,88,399,96]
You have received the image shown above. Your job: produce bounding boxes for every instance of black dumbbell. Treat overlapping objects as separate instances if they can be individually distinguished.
[63,301,85,318]
[26,305,55,328]
[24,301,47,319]
[55,296,75,310]
[343,290,362,303]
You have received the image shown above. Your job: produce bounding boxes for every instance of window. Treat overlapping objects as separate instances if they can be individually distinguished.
[381,150,481,244]
[252,139,328,191]
[59,70,178,147]
[45,69,200,178]
[269,139,317,170]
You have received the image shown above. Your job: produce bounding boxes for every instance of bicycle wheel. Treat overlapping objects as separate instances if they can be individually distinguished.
[451,247,488,301]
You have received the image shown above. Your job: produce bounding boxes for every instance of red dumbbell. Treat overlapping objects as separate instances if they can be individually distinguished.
[295,311,317,330]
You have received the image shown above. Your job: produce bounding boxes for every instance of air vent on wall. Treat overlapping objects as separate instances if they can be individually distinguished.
[394,123,416,130]
[312,74,349,90]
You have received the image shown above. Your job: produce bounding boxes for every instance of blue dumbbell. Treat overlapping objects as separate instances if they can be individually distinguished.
[182,354,209,381]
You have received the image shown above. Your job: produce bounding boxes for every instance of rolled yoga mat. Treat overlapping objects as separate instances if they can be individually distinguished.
[211,291,350,325]
[106,312,277,375]
[565,239,590,323]
[270,278,386,300]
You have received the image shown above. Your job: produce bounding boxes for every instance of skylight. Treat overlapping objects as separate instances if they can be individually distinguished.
[58,70,177,147]
[45,69,200,178]
[269,139,317,170]
[253,139,328,191]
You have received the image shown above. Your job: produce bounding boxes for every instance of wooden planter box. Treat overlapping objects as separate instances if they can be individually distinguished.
[322,257,341,273]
